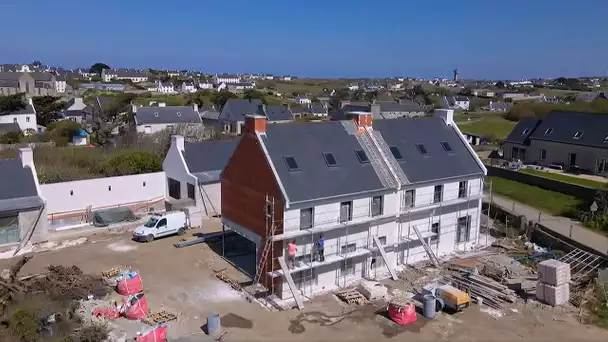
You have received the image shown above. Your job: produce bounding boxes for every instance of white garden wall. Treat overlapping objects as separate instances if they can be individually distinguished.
[41,172,166,215]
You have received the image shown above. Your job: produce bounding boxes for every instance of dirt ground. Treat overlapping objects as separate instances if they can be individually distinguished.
[1,220,606,341]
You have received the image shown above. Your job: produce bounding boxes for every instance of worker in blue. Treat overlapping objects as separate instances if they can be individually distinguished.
[317,234,325,262]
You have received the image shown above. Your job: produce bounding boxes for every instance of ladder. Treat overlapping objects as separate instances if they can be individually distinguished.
[412,225,440,267]
[373,236,398,280]
[356,132,398,188]
[368,129,409,186]
[253,196,278,286]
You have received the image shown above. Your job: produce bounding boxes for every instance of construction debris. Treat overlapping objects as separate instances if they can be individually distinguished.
[445,272,517,310]
[141,310,178,326]
[537,260,571,307]
[335,289,367,305]
[357,280,388,301]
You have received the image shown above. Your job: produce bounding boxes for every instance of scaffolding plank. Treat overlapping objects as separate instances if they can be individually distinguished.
[277,257,305,310]
[373,236,398,280]
[412,226,440,267]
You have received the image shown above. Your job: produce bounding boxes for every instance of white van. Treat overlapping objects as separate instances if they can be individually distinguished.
[133,211,190,242]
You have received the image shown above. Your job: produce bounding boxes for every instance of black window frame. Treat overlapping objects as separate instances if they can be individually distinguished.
[540,149,547,160]
[431,222,440,243]
[284,156,300,171]
[187,183,196,200]
[440,141,453,153]
[354,149,370,163]
[323,152,338,167]
[456,215,471,243]
[157,218,167,227]
[300,208,314,230]
[340,201,353,223]
[415,143,429,156]
[404,189,415,209]
[458,181,468,199]
[371,196,384,217]
[433,185,443,203]
[168,177,181,200]
[389,146,403,160]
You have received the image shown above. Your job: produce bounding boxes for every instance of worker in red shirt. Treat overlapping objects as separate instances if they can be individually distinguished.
[287,240,297,269]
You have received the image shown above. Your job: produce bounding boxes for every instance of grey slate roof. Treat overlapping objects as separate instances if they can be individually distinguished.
[0,158,42,211]
[135,106,202,125]
[329,104,371,121]
[489,102,511,111]
[307,103,328,115]
[0,104,36,116]
[265,105,293,121]
[218,99,263,123]
[377,101,424,113]
[502,118,540,145]
[527,111,608,149]
[261,121,387,204]
[373,118,484,184]
[183,139,240,183]
[0,123,20,133]
[61,110,86,118]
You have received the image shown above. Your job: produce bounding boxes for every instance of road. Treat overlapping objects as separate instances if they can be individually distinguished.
[487,193,608,256]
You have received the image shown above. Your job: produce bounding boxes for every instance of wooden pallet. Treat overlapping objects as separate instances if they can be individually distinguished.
[389,297,411,308]
[101,265,130,278]
[335,289,366,305]
[215,271,242,292]
[141,310,177,326]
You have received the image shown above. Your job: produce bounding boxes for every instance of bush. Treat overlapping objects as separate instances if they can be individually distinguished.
[504,98,608,122]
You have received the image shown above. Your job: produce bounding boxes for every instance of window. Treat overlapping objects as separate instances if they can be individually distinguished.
[522,128,530,135]
[300,208,313,230]
[0,215,19,244]
[458,181,468,198]
[540,149,547,160]
[431,222,440,243]
[340,201,353,223]
[403,189,415,209]
[440,141,453,153]
[341,243,356,255]
[26,117,30,122]
[371,196,383,217]
[433,185,443,203]
[544,128,553,135]
[415,143,429,156]
[284,156,300,171]
[187,183,195,200]
[389,146,403,160]
[168,178,181,199]
[604,135,608,143]
[323,152,338,167]
[108,186,112,191]
[157,218,167,227]
[354,149,370,163]
[456,216,471,243]
[573,131,584,139]
[13,118,17,123]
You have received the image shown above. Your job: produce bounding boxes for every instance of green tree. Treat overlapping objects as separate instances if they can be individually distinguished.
[0,93,26,114]
[210,91,238,108]
[32,96,66,126]
[89,63,110,76]
[185,90,211,106]
[92,93,137,146]
[0,131,24,144]
[243,89,268,104]
[46,120,82,146]
[495,81,506,89]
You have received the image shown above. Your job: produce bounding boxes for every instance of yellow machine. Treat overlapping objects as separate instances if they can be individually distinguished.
[436,284,470,312]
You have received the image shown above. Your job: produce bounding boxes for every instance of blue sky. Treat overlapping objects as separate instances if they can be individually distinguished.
[1,0,607,79]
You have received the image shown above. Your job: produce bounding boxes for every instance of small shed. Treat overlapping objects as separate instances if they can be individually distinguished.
[72,128,89,146]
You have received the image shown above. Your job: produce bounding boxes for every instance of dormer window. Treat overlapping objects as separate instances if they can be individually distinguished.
[573,131,584,139]
[544,128,553,135]
[604,135,608,143]
[522,128,530,135]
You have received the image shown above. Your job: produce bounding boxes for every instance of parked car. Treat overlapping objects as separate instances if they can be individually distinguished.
[132,211,190,242]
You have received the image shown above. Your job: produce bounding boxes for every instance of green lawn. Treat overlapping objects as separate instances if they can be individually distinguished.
[488,176,582,216]
[456,114,516,139]
[520,168,607,189]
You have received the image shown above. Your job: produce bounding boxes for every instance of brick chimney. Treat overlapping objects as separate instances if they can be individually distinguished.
[244,114,266,134]
[346,111,372,127]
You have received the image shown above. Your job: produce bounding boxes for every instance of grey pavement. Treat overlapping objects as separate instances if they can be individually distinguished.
[485,193,608,256]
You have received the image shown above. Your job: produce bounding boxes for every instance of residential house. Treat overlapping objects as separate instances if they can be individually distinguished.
[133,104,202,134]
[264,105,294,122]
[218,99,296,135]
[295,95,311,105]
[199,106,221,127]
[212,74,241,84]
[0,98,37,133]
[503,111,608,175]
[281,76,292,81]
[227,82,254,93]
[54,74,67,93]
[198,80,214,90]
[370,100,425,119]
[576,92,608,102]
[306,103,329,117]
[0,148,47,245]
[440,96,470,110]
[148,80,176,94]
[487,101,511,112]
[471,89,495,98]
[0,72,57,96]
[101,69,148,83]
[163,135,239,224]
[60,110,88,124]
[77,82,125,92]
[220,109,486,302]
[181,82,197,93]
[329,104,373,121]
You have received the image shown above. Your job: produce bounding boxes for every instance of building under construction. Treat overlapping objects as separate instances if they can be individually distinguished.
[220,109,487,308]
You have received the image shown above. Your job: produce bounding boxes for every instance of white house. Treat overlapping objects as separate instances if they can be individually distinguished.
[133,104,202,134]
[54,74,67,93]
[149,80,176,94]
[281,76,292,81]
[440,96,470,110]
[212,74,241,84]
[101,69,148,83]
[219,109,487,304]
[181,82,197,93]
[295,95,311,105]
[198,80,214,90]
[162,135,240,225]
[0,98,37,133]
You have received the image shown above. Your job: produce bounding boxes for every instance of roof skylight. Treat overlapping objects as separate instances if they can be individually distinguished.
[389,146,403,160]
[354,149,370,164]
[284,156,300,171]
[415,143,429,156]
[604,135,608,143]
[323,152,338,167]
[522,128,530,135]
[440,141,453,153]
[573,131,584,139]
[544,128,553,135]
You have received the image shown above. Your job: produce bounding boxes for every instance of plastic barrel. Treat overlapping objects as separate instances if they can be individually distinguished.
[422,295,437,319]
[206,313,221,336]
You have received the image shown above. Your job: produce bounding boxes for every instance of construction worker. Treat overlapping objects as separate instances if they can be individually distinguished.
[317,234,325,262]
[287,240,297,269]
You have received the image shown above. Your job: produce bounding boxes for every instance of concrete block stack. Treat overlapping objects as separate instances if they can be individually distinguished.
[357,280,388,301]
[536,260,571,306]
